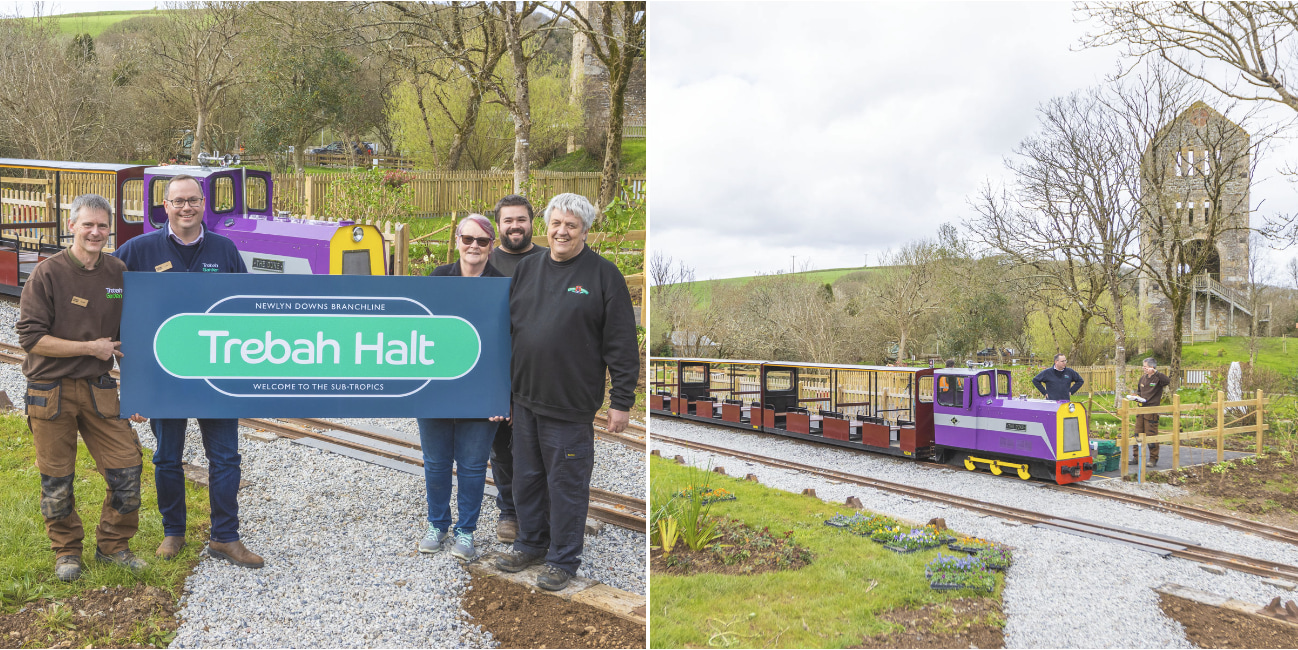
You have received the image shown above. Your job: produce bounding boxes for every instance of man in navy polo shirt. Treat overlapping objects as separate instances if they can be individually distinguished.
[114,174,262,569]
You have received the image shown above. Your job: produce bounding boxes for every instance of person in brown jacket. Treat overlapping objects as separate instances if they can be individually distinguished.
[1128,358,1170,466]
[16,194,147,581]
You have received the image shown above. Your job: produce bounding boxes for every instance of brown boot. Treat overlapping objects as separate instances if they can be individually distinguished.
[497,518,518,544]
[208,540,264,569]
[156,536,186,560]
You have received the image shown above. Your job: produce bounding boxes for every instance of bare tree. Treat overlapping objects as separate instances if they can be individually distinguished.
[150,1,250,157]
[970,82,1146,399]
[565,1,646,215]
[865,239,944,364]
[1246,231,1273,365]
[0,16,117,160]
[1078,2,1298,112]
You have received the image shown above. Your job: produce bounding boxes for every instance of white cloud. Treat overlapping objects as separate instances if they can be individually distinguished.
[650,2,1298,280]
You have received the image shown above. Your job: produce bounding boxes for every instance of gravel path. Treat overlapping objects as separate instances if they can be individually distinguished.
[653,417,1298,650]
[0,301,645,648]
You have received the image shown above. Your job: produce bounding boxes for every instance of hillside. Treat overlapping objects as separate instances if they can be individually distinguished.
[52,10,161,37]
[672,266,881,304]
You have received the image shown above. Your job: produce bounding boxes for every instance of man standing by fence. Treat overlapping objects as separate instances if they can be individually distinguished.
[485,195,548,544]
[1032,354,1085,401]
[1128,358,1170,466]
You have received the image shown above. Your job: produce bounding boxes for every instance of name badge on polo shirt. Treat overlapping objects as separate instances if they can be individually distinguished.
[71,296,88,307]
[154,261,173,272]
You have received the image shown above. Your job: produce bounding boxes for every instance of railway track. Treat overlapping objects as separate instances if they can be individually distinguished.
[665,414,1298,550]
[0,341,645,533]
[653,432,1298,583]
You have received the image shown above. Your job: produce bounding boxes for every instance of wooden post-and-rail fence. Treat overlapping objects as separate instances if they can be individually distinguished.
[1117,389,1268,483]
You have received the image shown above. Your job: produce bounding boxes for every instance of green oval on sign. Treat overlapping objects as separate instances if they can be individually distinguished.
[154,314,481,379]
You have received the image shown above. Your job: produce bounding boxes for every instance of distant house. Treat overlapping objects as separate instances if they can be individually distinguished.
[670,331,718,357]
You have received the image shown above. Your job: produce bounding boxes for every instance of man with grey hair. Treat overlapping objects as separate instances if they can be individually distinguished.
[494,192,639,591]
[17,194,147,581]
[1127,358,1170,466]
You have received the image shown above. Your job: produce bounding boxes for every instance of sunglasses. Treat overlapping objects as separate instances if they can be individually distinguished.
[459,235,493,247]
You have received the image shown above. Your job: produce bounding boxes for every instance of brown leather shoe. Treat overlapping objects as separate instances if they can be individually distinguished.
[208,540,264,569]
[497,518,518,544]
[156,536,186,560]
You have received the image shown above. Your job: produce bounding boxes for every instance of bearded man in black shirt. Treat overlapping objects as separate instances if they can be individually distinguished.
[493,193,639,592]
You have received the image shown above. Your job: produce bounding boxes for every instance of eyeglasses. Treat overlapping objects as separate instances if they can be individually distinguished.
[459,235,492,247]
[166,197,204,208]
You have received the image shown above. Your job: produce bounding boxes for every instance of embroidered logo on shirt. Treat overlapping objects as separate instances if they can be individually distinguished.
[567,286,589,295]
[105,288,123,300]
[201,263,220,272]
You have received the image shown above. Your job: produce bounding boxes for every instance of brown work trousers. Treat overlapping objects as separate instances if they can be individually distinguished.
[28,377,143,557]
[1133,413,1160,461]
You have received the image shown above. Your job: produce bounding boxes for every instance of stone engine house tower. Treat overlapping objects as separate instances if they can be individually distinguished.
[1138,102,1264,346]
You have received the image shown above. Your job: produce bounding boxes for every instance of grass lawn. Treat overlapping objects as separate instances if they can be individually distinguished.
[539,138,647,174]
[52,10,159,37]
[1180,336,1298,375]
[650,456,1003,648]
[674,266,875,306]
[0,413,209,645]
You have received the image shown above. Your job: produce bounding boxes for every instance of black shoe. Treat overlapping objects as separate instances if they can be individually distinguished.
[495,550,545,573]
[536,564,572,591]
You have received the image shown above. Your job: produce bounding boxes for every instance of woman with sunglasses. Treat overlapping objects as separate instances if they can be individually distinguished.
[417,214,505,561]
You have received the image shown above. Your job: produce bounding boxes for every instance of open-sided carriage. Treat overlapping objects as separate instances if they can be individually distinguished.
[651,356,1096,484]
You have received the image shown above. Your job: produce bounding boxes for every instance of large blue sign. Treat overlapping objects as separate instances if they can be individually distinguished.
[121,273,510,418]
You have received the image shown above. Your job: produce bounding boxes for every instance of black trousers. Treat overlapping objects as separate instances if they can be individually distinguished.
[491,419,516,520]
[511,401,594,574]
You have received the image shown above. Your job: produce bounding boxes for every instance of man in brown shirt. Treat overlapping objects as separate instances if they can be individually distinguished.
[16,194,147,581]
[1129,358,1170,466]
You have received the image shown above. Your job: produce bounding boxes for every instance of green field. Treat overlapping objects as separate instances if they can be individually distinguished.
[540,138,647,174]
[675,266,878,304]
[1179,336,1298,374]
[52,10,159,37]
[650,457,1003,648]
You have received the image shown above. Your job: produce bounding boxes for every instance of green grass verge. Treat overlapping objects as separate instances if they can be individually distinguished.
[674,266,873,306]
[0,413,208,639]
[1179,336,1298,375]
[539,138,646,174]
[650,456,1001,648]
[52,11,159,37]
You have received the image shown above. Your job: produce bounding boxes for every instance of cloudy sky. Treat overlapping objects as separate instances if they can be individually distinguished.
[650,2,1298,281]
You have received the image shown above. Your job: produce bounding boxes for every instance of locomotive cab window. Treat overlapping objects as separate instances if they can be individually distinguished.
[211,176,235,213]
[977,373,992,397]
[936,375,964,408]
[148,177,171,228]
[246,176,268,212]
[1062,417,1082,453]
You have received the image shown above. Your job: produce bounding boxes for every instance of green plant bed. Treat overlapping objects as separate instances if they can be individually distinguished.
[650,456,1003,648]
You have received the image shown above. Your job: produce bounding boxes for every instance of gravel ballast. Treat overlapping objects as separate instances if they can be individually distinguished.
[653,417,1297,650]
[0,301,645,648]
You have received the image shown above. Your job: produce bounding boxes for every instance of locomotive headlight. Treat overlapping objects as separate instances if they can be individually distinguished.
[352,226,365,243]
[1068,403,1076,412]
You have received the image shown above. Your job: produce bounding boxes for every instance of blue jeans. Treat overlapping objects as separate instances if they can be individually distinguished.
[151,418,241,543]
[416,418,496,533]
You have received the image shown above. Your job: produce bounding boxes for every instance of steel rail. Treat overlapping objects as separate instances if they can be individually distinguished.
[244,418,645,532]
[653,432,1298,582]
[1056,483,1298,547]
[0,343,645,531]
[667,412,1298,550]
